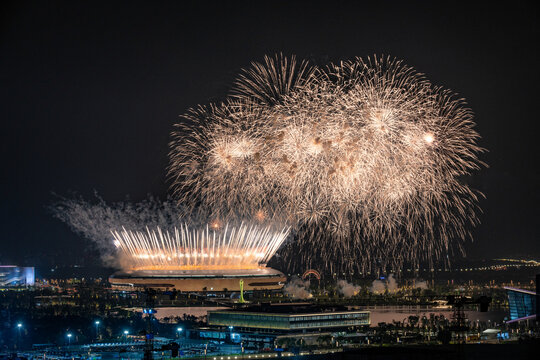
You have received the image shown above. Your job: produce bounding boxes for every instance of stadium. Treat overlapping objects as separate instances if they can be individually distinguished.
[109,267,286,291]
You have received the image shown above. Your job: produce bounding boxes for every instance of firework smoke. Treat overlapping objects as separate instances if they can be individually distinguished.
[414,279,429,289]
[283,276,312,299]
[51,195,182,266]
[337,279,361,298]
[169,54,485,273]
[369,274,399,294]
[387,274,398,293]
[52,195,289,270]
[370,279,387,295]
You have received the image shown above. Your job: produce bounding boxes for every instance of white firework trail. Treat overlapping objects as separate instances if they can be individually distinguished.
[111,222,290,270]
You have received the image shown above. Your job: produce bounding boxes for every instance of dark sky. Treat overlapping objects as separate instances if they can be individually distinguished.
[1,1,539,267]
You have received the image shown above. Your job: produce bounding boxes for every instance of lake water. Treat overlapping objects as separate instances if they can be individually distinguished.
[140,306,227,319]
[143,305,508,326]
[364,305,507,326]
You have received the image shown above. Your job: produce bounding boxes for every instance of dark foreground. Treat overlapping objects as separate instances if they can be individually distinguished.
[307,343,538,360]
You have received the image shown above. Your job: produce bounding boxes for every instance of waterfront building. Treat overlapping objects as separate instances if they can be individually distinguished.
[504,286,537,323]
[0,265,35,287]
[188,303,370,348]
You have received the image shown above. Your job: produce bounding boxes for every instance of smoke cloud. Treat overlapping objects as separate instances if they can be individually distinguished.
[387,274,398,293]
[337,279,361,298]
[50,194,185,267]
[283,276,312,299]
[370,279,386,294]
[414,279,429,289]
[370,274,399,294]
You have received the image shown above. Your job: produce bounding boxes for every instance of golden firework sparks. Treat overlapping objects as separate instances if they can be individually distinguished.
[169,55,485,273]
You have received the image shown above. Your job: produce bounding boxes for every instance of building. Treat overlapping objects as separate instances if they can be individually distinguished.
[188,303,370,348]
[108,267,286,292]
[208,304,370,332]
[504,286,537,323]
[0,265,35,287]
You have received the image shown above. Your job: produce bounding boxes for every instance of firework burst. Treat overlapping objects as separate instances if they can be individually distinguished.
[112,223,290,271]
[169,55,485,273]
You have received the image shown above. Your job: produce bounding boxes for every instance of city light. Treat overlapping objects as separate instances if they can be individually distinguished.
[177,327,183,340]
[95,320,100,339]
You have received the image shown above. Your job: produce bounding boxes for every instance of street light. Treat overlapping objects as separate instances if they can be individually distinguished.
[123,330,129,342]
[177,327,184,347]
[95,321,100,340]
[16,323,23,349]
[67,333,72,346]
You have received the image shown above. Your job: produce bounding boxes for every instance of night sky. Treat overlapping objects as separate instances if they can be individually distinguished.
[1,1,539,267]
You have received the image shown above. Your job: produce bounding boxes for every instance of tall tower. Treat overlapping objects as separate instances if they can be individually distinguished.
[239,279,246,303]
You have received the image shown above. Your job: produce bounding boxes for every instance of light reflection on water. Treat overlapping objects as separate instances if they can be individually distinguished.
[365,305,507,326]
[141,305,508,326]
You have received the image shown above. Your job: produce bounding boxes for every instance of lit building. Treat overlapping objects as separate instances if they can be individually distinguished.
[0,265,35,287]
[208,304,370,331]
[109,267,286,292]
[504,286,537,323]
[108,223,289,292]
[188,303,370,347]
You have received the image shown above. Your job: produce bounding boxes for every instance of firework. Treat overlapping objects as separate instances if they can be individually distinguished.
[52,195,289,272]
[112,222,290,270]
[170,54,485,273]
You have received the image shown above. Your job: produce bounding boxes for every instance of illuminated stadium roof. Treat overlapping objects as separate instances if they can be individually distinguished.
[109,267,286,292]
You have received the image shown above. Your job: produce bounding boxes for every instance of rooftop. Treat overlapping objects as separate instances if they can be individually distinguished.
[503,286,537,296]
[222,303,365,315]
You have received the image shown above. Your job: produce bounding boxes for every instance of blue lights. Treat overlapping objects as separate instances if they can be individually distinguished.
[506,288,536,320]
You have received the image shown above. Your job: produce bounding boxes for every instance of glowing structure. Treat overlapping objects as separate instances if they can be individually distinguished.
[169,54,485,273]
[239,279,246,303]
[109,223,289,291]
[0,266,35,287]
[111,223,289,271]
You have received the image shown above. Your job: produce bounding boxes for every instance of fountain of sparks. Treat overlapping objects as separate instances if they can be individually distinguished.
[112,222,290,271]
